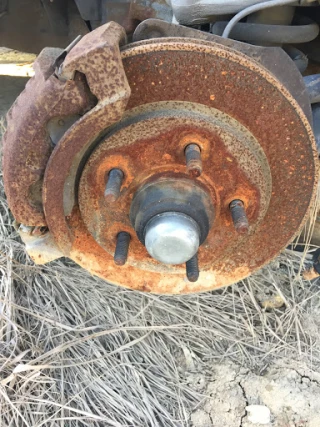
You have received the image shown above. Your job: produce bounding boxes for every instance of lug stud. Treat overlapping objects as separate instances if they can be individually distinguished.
[114,232,131,266]
[105,168,124,203]
[185,144,202,177]
[229,199,249,234]
[186,253,199,282]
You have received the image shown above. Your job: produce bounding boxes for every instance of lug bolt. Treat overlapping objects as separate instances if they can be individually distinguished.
[185,144,202,177]
[229,199,249,234]
[104,168,124,202]
[186,253,199,282]
[114,232,131,266]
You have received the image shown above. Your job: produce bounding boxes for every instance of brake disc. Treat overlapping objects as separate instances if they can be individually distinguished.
[2,21,318,294]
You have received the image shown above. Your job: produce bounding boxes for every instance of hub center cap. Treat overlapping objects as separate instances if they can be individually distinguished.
[145,212,200,265]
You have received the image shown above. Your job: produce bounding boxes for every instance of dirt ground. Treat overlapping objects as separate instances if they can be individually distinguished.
[1,73,320,427]
[190,360,320,427]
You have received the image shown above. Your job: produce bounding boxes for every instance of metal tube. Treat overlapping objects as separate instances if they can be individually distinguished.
[283,46,308,73]
[221,0,297,39]
[211,18,318,44]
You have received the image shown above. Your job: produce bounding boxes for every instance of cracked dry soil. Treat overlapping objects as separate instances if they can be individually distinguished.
[190,361,320,427]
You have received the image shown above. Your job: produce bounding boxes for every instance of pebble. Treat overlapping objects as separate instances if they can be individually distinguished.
[246,405,271,424]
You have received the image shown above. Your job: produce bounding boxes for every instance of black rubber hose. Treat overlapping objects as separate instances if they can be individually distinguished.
[221,0,299,38]
[283,46,308,73]
[212,17,319,44]
[312,103,320,154]
[304,75,320,104]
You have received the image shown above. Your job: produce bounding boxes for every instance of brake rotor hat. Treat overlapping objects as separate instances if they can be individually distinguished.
[144,212,201,265]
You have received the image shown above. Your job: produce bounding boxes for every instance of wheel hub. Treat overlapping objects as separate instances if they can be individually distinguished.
[78,100,269,282]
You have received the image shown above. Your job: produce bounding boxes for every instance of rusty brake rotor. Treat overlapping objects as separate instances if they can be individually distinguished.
[2,21,318,294]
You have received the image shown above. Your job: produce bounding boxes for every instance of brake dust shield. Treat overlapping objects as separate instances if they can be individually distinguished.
[2,22,318,294]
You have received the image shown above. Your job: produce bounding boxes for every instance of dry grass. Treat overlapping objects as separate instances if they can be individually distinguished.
[0,116,320,426]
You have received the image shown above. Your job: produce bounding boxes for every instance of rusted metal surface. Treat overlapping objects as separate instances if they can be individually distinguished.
[2,48,93,226]
[43,21,131,253]
[78,101,269,276]
[104,168,124,203]
[101,1,173,34]
[129,0,172,23]
[41,37,317,293]
[230,200,249,234]
[185,144,202,177]
[133,19,313,123]
[2,21,318,293]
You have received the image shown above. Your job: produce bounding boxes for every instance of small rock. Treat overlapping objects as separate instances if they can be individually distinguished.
[190,409,212,427]
[261,295,284,310]
[246,405,271,424]
[303,266,319,281]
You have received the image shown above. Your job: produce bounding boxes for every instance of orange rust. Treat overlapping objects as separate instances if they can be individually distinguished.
[36,36,318,294]
[43,22,131,253]
[178,133,212,161]
[2,50,94,226]
[188,166,201,178]
[79,117,262,271]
